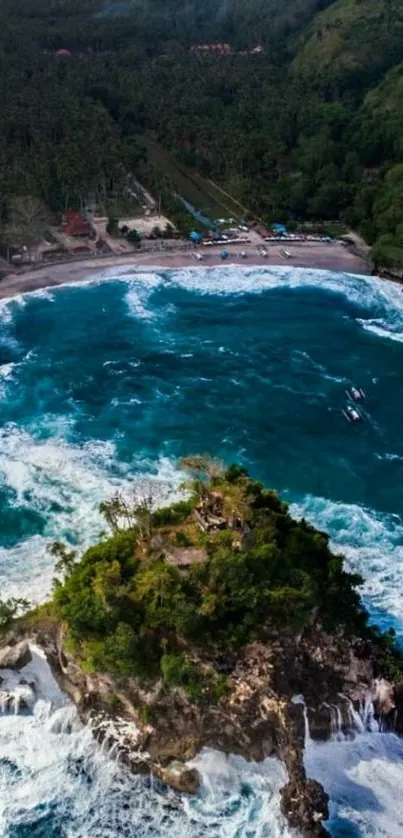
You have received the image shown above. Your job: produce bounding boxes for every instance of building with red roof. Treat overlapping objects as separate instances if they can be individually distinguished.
[60,211,93,238]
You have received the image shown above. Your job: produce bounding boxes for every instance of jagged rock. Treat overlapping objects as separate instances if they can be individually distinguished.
[280,777,330,838]
[0,641,32,670]
[9,622,403,838]
[154,761,200,795]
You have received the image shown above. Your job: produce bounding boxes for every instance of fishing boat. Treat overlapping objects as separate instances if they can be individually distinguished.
[345,386,365,401]
[342,404,362,423]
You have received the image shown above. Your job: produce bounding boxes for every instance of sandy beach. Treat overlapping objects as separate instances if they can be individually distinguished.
[0,240,369,301]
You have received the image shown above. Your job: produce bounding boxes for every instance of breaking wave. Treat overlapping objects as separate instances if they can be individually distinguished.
[291,495,403,637]
[0,423,183,602]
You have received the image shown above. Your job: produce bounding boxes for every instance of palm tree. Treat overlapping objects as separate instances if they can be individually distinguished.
[179,455,224,503]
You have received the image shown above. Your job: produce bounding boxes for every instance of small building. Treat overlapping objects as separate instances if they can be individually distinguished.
[164,546,206,570]
[60,211,94,238]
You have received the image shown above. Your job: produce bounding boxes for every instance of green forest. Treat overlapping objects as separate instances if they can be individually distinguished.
[45,459,401,695]
[1,0,403,267]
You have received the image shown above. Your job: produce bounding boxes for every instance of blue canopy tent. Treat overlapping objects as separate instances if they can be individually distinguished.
[189,231,202,243]
[273,223,287,236]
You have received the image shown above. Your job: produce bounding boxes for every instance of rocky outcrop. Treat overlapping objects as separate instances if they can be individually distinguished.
[2,622,402,838]
[154,761,200,794]
[0,640,32,669]
[277,701,330,838]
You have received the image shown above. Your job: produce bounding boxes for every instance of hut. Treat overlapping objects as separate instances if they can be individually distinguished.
[164,546,206,570]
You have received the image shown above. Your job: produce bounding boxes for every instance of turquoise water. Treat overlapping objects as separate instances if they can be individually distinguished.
[1,265,403,836]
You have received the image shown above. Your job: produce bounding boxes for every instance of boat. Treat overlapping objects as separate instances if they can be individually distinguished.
[281,248,291,259]
[342,404,362,423]
[240,250,248,259]
[193,252,203,261]
[345,386,365,401]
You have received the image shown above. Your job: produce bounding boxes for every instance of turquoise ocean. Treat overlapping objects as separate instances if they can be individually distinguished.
[0,265,403,837]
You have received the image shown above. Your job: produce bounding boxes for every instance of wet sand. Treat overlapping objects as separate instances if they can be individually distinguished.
[0,241,369,301]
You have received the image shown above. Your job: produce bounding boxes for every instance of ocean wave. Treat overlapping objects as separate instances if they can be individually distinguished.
[0,651,292,838]
[357,317,403,343]
[0,362,16,381]
[187,748,292,836]
[2,265,403,345]
[291,494,403,636]
[124,272,164,321]
[111,265,403,344]
[306,731,403,838]
[0,425,183,602]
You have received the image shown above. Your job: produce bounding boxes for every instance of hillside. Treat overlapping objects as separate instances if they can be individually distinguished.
[0,0,403,268]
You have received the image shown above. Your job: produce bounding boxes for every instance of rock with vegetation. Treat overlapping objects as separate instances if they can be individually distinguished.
[5,457,399,838]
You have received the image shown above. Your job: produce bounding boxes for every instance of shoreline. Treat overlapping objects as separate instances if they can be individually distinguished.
[0,241,370,300]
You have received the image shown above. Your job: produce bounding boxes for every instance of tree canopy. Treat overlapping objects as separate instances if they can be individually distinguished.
[1,0,403,264]
[53,462,367,685]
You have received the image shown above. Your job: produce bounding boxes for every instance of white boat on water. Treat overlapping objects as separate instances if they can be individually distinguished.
[346,386,365,401]
[342,404,363,423]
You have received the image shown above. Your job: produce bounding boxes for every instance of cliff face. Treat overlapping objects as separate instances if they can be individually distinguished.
[2,620,400,838]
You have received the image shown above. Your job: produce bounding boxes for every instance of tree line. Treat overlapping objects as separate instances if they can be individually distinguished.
[1,0,403,267]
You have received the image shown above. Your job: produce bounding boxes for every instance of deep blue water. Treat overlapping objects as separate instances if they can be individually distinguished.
[1,265,403,837]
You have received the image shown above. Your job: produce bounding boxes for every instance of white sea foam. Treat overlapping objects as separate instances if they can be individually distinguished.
[0,424,183,602]
[112,265,403,345]
[1,264,403,344]
[0,655,293,837]
[188,748,292,837]
[291,494,403,634]
[306,731,403,837]
[124,272,165,321]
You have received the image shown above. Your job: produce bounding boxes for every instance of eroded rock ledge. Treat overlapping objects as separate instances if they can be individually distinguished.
[3,622,403,838]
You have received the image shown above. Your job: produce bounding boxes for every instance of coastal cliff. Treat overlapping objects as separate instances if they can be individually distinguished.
[2,620,402,838]
[2,458,402,837]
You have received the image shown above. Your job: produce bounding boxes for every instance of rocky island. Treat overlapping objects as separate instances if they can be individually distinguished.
[1,457,402,838]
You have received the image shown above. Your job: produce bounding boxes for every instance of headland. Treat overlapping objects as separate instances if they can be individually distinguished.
[1,458,402,838]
